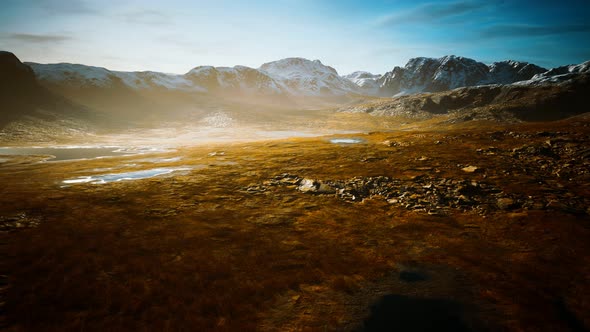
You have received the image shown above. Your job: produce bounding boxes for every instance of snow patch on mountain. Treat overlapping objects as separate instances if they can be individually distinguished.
[364,56,549,97]
[377,56,491,97]
[27,63,116,87]
[514,60,590,86]
[115,71,200,91]
[259,58,360,96]
[27,55,589,99]
[200,111,234,128]
[486,60,547,85]
[343,71,381,94]
[260,58,337,78]
[184,65,285,94]
[28,62,201,91]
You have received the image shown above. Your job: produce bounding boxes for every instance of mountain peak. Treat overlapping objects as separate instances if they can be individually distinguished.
[257,57,359,95]
[259,57,339,78]
[374,55,548,96]
[1,51,35,79]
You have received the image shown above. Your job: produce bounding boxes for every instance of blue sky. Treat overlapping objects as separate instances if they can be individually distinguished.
[1,0,589,74]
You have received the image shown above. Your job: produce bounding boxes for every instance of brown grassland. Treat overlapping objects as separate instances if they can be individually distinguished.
[1,116,589,331]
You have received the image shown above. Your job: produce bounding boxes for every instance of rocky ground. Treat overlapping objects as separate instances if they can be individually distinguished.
[244,128,590,218]
[0,116,589,331]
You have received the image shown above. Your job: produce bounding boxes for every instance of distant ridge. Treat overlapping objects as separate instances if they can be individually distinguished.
[24,54,589,98]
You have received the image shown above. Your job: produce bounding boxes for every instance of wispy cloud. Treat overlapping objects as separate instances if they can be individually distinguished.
[122,9,172,25]
[480,24,590,38]
[371,44,453,56]
[35,0,98,15]
[378,0,494,26]
[4,33,72,43]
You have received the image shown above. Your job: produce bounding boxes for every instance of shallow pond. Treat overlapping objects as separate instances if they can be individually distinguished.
[63,167,192,184]
[0,147,126,161]
[329,138,365,144]
[0,146,170,161]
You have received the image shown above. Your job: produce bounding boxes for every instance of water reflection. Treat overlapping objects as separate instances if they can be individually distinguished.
[0,146,174,161]
[63,167,192,184]
[329,138,364,144]
[0,147,127,161]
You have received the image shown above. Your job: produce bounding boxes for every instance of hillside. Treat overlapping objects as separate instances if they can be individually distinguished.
[355,56,548,97]
[341,68,590,124]
[0,51,98,142]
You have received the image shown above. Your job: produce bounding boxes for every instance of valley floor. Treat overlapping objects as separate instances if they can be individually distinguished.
[1,116,589,331]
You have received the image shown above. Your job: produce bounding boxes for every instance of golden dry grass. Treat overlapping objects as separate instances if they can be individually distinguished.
[1,117,589,331]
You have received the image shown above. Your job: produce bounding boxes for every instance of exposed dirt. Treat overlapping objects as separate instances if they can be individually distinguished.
[1,116,589,331]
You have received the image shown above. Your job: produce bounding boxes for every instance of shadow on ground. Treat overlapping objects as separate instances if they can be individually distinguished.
[358,294,472,332]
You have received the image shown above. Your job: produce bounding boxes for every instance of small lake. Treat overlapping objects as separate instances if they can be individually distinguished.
[63,167,192,184]
[0,147,126,161]
[329,138,365,144]
[0,146,170,161]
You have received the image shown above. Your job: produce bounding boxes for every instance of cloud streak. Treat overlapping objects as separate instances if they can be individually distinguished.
[35,0,98,15]
[122,9,172,25]
[480,24,590,38]
[4,33,72,43]
[378,1,493,26]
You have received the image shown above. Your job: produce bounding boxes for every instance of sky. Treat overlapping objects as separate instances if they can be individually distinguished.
[1,0,589,75]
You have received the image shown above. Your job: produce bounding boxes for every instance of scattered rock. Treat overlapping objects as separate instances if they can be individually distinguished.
[496,198,516,210]
[316,183,336,194]
[461,166,480,173]
[272,174,520,215]
[545,200,568,211]
[476,147,498,155]
[381,140,410,147]
[0,213,41,232]
[246,163,589,215]
[381,140,394,147]
[298,178,318,193]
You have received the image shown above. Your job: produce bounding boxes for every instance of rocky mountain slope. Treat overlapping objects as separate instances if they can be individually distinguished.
[26,53,589,102]
[343,71,382,95]
[364,55,547,97]
[27,57,360,99]
[259,58,360,96]
[3,50,590,141]
[515,60,590,85]
[341,66,590,123]
[184,65,284,95]
[0,51,91,127]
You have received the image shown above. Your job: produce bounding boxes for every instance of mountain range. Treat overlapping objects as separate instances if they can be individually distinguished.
[22,53,590,99]
[26,57,361,98]
[1,50,589,138]
[0,51,94,127]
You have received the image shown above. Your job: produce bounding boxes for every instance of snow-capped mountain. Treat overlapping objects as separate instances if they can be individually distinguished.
[26,62,115,87]
[369,55,547,97]
[259,58,361,96]
[27,57,361,97]
[27,62,201,92]
[514,60,590,86]
[115,71,198,91]
[1,52,87,124]
[486,60,547,84]
[24,55,589,101]
[343,71,382,94]
[390,56,489,95]
[184,65,285,95]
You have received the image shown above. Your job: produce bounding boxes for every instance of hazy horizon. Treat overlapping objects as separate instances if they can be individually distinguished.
[1,0,590,75]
